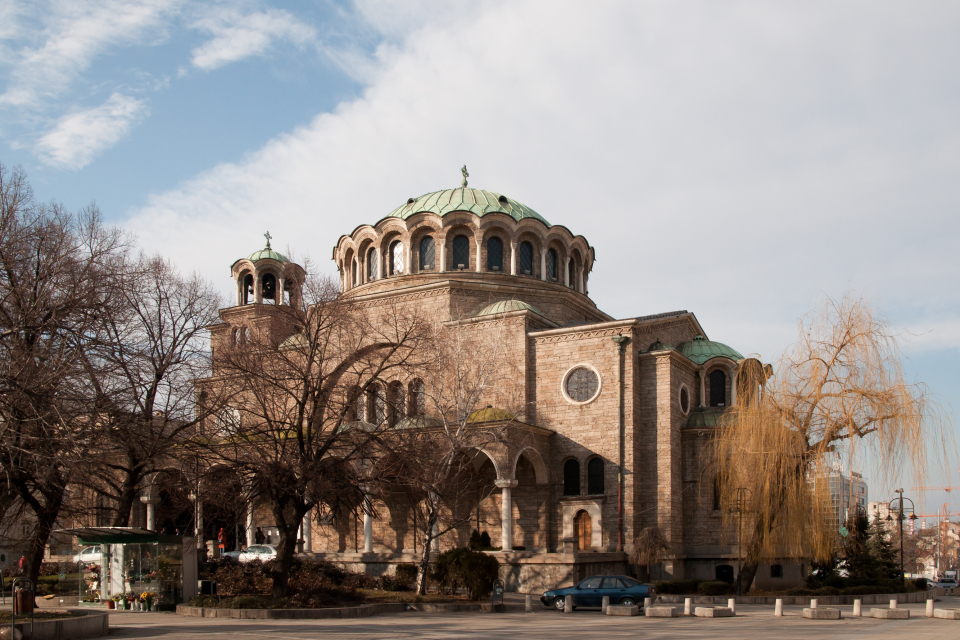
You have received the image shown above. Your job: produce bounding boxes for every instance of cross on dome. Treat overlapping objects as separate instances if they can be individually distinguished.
[264,231,272,249]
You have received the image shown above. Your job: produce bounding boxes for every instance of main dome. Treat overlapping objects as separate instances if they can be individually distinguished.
[385,188,550,226]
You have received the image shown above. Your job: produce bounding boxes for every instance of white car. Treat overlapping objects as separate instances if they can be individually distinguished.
[72,546,102,564]
[933,578,958,590]
[237,545,278,563]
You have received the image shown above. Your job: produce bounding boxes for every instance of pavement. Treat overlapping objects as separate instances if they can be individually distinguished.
[103,596,960,639]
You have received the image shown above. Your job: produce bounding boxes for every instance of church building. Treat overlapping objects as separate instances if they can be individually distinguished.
[211,172,794,592]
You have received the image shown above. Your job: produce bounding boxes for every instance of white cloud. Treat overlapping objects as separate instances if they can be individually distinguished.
[0,0,181,108]
[36,93,147,169]
[125,0,960,367]
[189,7,315,71]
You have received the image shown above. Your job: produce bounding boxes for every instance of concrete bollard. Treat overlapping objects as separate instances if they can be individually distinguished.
[926,599,934,618]
[602,596,610,614]
[564,596,572,613]
[525,595,532,612]
[728,598,736,614]
[853,599,861,617]
[774,599,783,617]
[644,597,652,610]
[889,598,897,609]
[810,598,817,609]
[684,598,692,616]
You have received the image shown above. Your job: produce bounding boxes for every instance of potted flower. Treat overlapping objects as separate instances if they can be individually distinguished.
[140,592,157,611]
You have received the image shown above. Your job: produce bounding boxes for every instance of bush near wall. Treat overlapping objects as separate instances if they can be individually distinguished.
[698,581,733,596]
[652,580,703,594]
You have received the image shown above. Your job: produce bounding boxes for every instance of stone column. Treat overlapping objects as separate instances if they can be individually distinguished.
[363,494,374,553]
[404,239,412,274]
[540,250,547,281]
[699,370,706,407]
[496,480,518,551]
[374,247,381,279]
[730,367,738,407]
[302,513,312,552]
[245,502,256,549]
[438,238,446,273]
[510,242,518,275]
[254,271,263,303]
[564,257,570,287]
[145,500,156,531]
[475,237,483,273]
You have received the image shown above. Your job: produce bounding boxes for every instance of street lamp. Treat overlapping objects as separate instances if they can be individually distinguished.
[732,487,752,596]
[884,489,917,587]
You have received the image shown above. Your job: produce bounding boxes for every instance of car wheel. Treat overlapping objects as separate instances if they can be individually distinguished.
[620,597,636,607]
[553,597,566,611]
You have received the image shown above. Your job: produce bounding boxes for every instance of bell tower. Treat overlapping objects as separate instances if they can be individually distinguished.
[209,233,306,361]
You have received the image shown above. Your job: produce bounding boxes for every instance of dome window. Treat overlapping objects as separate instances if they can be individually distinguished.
[498,194,508,204]
[367,248,378,281]
[453,235,470,270]
[709,369,727,407]
[547,248,558,281]
[487,237,503,271]
[518,241,533,275]
[389,240,404,275]
[407,197,416,204]
[419,236,435,270]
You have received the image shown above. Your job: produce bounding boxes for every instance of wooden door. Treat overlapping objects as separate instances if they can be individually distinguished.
[575,510,591,550]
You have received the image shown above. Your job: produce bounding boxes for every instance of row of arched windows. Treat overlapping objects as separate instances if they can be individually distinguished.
[240,271,290,305]
[351,235,581,285]
[563,457,605,496]
[349,379,426,426]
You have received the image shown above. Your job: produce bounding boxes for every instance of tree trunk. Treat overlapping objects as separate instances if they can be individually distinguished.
[739,561,760,593]
[24,489,64,605]
[270,507,306,598]
[415,504,440,595]
[112,481,139,527]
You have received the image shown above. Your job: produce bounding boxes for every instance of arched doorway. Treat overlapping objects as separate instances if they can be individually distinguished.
[574,510,591,551]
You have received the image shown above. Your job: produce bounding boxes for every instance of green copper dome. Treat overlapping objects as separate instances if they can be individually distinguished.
[677,335,743,365]
[475,299,542,317]
[386,188,550,226]
[247,248,288,263]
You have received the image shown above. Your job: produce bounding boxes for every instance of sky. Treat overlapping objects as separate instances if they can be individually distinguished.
[2,0,959,518]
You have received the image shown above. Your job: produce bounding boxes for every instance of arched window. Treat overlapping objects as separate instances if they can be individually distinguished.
[567,260,575,288]
[408,379,425,417]
[350,261,357,287]
[419,236,435,270]
[387,382,405,426]
[367,249,378,281]
[232,328,240,345]
[347,386,362,421]
[546,248,558,281]
[366,383,385,424]
[243,273,254,304]
[243,327,251,343]
[452,235,470,269]
[487,237,503,271]
[563,459,581,496]
[389,241,404,275]
[709,369,727,407]
[587,458,604,494]
[518,241,534,275]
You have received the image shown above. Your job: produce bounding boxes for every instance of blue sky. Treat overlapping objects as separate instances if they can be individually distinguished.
[3,0,960,517]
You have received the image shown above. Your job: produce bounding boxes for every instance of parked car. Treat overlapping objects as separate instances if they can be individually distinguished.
[237,545,278,563]
[221,550,243,560]
[933,577,958,590]
[72,546,102,564]
[541,575,654,611]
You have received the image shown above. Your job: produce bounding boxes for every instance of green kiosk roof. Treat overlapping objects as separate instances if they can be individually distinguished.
[57,527,183,545]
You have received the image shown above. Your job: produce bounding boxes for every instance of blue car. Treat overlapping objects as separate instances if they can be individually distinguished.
[540,575,654,611]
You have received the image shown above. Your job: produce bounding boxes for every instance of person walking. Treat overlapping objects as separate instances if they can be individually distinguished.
[255,527,265,544]
[218,528,226,553]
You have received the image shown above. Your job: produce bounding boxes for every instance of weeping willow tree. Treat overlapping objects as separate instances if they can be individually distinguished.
[712,293,949,592]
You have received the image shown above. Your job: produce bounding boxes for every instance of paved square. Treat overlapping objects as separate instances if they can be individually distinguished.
[105,597,960,639]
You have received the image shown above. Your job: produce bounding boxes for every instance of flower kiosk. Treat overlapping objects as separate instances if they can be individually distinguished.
[59,528,197,611]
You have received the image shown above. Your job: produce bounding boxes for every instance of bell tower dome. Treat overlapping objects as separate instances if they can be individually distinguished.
[230,232,305,308]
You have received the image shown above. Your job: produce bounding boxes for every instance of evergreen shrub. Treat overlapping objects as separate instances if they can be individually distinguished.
[698,581,731,596]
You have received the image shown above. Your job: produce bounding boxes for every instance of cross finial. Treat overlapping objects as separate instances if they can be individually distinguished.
[264,231,272,250]
[461,165,469,188]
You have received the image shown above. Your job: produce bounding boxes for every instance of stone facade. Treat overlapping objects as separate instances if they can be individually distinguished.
[205,183,786,593]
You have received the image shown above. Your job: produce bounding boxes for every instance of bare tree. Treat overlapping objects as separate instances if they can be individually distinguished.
[712,293,950,592]
[0,163,125,589]
[631,526,670,580]
[80,253,222,526]
[382,315,520,595]
[200,269,428,597]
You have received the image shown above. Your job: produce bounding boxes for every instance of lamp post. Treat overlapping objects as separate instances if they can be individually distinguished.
[733,487,752,596]
[884,489,918,586]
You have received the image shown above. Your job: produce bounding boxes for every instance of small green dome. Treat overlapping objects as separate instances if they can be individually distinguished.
[247,248,288,263]
[467,407,517,423]
[475,299,541,317]
[677,335,743,365]
[386,188,550,226]
[647,339,675,352]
